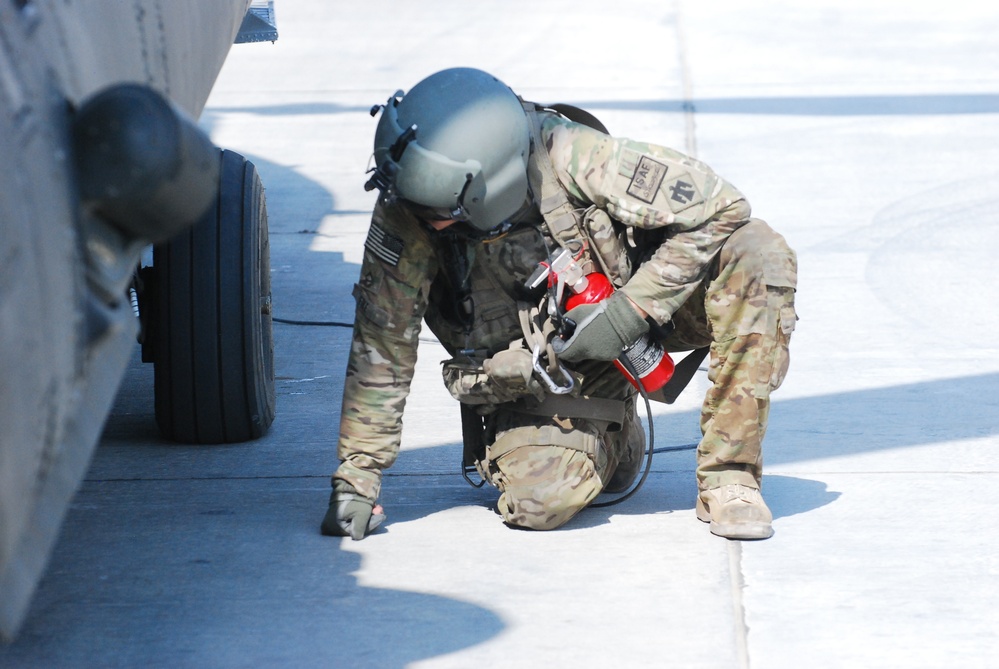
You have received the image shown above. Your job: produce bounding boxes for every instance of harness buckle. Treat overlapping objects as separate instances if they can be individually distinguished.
[532,344,575,395]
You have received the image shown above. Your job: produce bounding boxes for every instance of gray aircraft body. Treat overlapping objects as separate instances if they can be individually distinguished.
[0,0,277,640]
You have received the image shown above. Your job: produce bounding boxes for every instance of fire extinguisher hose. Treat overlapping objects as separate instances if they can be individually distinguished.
[590,353,655,508]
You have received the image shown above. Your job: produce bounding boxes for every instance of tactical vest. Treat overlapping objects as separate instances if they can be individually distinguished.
[423,220,549,360]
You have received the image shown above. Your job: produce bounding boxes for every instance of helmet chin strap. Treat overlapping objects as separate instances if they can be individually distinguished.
[450,173,475,221]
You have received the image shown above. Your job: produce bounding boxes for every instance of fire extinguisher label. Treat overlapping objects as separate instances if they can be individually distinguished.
[624,338,663,377]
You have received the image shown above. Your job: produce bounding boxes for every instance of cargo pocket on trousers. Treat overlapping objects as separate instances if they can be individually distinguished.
[755,290,796,397]
[752,235,797,398]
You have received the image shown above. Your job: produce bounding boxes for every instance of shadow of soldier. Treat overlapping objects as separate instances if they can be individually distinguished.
[379,371,999,532]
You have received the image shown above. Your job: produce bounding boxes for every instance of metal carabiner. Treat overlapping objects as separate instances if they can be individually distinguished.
[532,344,575,395]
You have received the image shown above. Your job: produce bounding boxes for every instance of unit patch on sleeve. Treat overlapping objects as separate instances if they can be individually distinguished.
[626,155,668,204]
[364,221,404,266]
[663,173,704,214]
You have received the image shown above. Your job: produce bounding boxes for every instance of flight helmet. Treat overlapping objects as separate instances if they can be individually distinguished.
[364,68,531,231]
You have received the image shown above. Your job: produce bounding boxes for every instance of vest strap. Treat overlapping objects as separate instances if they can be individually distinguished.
[522,99,595,275]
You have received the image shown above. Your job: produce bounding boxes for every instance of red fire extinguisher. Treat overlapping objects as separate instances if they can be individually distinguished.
[530,248,675,394]
[564,272,674,393]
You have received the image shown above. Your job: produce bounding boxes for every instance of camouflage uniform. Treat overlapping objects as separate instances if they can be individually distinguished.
[333,110,796,528]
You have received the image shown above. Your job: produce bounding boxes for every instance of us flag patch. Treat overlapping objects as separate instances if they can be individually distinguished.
[364,222,404,266]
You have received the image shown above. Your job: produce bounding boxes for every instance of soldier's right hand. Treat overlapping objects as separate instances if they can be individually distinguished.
[321,481,386,540]
[552,291,649,363]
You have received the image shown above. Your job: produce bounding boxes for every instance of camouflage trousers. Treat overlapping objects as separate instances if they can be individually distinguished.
[662,219,797,491]
[476,398,643,530]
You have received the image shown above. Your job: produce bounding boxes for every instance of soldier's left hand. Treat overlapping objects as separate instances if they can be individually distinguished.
[321,481,386,540]
[552,291,649,362]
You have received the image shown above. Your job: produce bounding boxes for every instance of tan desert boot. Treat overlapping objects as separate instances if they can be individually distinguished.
[696,484,774,540]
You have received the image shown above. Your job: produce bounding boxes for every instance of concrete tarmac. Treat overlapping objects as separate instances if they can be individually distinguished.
[3,1,999,667]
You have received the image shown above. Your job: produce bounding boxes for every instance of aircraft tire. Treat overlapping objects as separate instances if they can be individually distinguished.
[150,149,275,443]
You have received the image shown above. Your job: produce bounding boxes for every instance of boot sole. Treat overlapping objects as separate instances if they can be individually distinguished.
[708,520,774,540]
